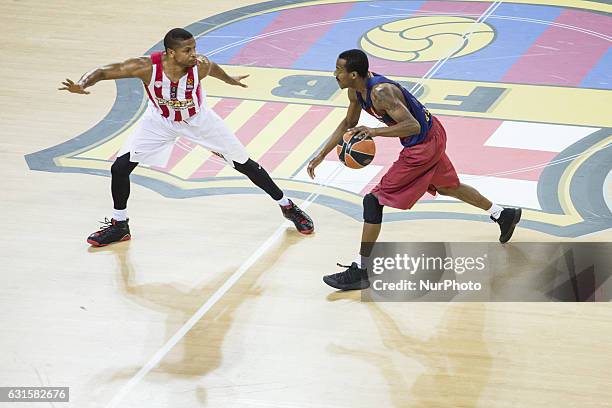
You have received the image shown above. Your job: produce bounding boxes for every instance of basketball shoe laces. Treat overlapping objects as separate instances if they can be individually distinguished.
[335,263,365,283]
[95,217,119,236]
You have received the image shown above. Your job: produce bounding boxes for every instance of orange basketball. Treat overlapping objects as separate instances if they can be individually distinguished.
[336,131,376,169]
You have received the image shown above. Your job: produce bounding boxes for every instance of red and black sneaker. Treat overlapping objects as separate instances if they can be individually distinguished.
[87,218,131,247]
[280,199,314,235]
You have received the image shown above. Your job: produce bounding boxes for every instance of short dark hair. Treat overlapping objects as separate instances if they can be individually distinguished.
[163,28,194,51]
[338,49,369,78]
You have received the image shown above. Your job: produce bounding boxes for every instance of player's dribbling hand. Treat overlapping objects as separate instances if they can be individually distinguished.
[230,75,249,88]
[58,78,90,94]
[307,155,323,179]
[348,126,375,139]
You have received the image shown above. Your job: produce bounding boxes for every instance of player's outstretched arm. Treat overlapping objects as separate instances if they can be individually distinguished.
[59,57,151,94]
[307,90,362,179]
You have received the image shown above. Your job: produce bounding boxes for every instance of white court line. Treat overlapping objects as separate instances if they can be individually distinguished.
[105,4,504,406]
[105,225,287,408]
[461,141,612,180]
[410,0,504,95]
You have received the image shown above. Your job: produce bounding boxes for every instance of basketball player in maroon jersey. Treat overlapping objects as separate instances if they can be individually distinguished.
[308,49,521,291]
[60,28,314,246]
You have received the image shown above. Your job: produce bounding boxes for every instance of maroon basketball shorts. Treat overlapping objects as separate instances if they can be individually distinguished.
[371,116,460,210]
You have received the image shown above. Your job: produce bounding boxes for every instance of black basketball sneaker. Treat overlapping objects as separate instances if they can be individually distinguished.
[492,207,522,243]
[323,263,370,291]
[280,199,314,234]
[87,218,131,247]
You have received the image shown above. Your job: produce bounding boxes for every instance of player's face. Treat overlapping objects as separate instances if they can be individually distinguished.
[334,58,355,89]
[169,38,197,67]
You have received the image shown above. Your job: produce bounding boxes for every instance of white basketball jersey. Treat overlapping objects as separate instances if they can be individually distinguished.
[144,51,203,121]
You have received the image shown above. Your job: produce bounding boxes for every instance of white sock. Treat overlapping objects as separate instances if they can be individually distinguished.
[277,196,290,206]
[487,203,503,220]
[354,255,369,268]
[112,208,128,221]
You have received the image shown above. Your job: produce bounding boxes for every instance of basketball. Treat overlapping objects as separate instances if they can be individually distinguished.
[337,131,376,169]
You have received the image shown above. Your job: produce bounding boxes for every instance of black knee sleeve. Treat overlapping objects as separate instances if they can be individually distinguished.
[232,158,257,174]
[233,159,283,201]
[111,153,138,210]
[111,154,137,178]
[363,193,383,224]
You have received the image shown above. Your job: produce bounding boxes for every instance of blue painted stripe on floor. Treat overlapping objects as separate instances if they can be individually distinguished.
[432,4,563,81]
[196,11,279,63]
[580,47,612,90]
[292,0,426,70]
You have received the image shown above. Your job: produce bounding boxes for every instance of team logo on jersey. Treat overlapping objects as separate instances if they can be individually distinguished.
[156,97,195,110]
[154,80,163,88]
[26,0,612,237]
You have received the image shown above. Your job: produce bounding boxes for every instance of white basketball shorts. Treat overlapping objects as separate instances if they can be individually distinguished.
[118,106,249,167]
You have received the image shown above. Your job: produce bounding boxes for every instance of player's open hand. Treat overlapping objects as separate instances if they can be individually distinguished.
[230,75,249,88]
[307,154,324,179]
[348,126,375,139]
[58,78,90,94]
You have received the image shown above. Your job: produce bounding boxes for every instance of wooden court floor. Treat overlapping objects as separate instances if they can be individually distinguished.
[2,1,612,407]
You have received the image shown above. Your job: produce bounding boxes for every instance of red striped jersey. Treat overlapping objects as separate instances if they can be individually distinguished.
[144,51,203,121]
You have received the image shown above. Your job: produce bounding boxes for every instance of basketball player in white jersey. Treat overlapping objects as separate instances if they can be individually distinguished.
[59,28,314,246]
